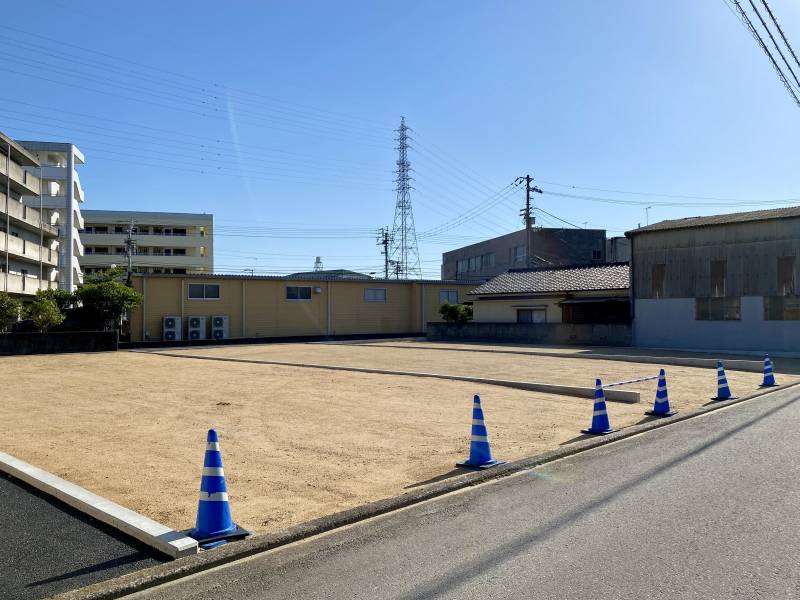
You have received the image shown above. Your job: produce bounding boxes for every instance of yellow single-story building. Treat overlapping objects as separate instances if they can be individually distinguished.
[129,274,478,343]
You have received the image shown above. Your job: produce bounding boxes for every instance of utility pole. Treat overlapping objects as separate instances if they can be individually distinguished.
[124,219,136,285]
[516,174,543,269]
[376,227,392,278]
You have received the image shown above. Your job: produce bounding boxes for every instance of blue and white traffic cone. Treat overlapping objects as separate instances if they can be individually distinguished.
[711,361,736,401]
[456,395,504,469]
[760,354,777,388]
[645,368,676,417]
[187,429,249,549]
[582,379,617,435]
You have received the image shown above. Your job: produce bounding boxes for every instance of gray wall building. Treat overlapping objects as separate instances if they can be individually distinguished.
[441,228,608,281]
[627,207,800,353]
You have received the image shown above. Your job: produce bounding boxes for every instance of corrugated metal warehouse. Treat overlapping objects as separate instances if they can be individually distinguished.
[627,206,800,353]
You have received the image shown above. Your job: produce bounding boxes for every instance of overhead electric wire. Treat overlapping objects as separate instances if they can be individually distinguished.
[746,0,800,91]
[727,0,800,107]
[759,0,800,73]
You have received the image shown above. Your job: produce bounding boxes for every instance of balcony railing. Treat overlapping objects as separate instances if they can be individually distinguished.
[80,230,195,237]
[1,193,58,236]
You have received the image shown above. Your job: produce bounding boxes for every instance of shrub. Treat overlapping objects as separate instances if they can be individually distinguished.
[0,292,22,332]
[439,301,473,324]
[26,296,65,332]
[74,281,143,330]
[36,288,74,313]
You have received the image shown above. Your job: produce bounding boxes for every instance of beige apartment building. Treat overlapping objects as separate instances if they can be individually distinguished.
[80,210,213,275]
[1,132,60,298]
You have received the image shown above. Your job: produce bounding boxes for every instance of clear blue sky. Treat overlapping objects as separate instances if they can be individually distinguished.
[3,0,799,277]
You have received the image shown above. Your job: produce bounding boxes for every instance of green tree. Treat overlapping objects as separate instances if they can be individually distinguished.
[74,281,143,330]
[439,301,473,324]
[83,265,127,284]
[36,288,74,313]
[27,296,64,332]
[0,292,22,332]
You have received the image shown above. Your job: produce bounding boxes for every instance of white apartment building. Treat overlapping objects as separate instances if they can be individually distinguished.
[19,140,86,291]
[1,131,60,297]
[80,210,213,275]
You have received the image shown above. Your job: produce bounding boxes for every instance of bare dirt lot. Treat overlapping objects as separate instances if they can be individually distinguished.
[2,344,793,535]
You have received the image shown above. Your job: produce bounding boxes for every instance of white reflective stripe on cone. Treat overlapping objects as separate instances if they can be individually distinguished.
[471,435,488,442]
[472,419,485,426]
[206,443,220,451]
[202,467,225,477]
[199,491,229,502]
[593,410,607,416]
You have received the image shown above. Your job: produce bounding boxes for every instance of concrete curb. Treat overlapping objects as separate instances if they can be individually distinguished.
[51,380,800,600]
[141,351,640,403]
[0,452,197,560]
[350,342,768,373]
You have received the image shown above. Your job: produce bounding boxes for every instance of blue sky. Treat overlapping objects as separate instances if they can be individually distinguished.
[2,0,799,277]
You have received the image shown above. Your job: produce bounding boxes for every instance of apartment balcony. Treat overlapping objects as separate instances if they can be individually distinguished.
[0,234,59,266]
[3,273,55,296]
[80,231,208,248]
[0,159,41,196]
[81,252,208,269]
[1,192,59,237]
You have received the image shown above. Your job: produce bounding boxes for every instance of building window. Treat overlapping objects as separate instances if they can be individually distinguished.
[481,253,495,270]
[364,288,387,302]
[510,245,526,264]
[173,268,187,275]
[652,264,665,299]
[764,296,800,321]
[517,308,546,323]
[710,260,726,297]
[778,256,795,296]
[696,297,740,321]
[456,259,468,275]
[173,248,186,256]
[286,286,312,301]
[188,283,220,300]
[592,249,603,261]
[439,289,458,304]
[468,256,479,272]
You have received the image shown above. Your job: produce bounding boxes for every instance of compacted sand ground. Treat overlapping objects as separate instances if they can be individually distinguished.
[2,344,793,535]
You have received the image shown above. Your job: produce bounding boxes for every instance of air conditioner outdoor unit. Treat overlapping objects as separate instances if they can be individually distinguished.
[163,316,181,342]
[187,315,207,340]
[211,315,229,340]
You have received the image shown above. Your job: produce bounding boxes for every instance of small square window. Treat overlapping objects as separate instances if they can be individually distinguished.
[286,286,312,300]
[439,290,458,304]
[364,288,387,302]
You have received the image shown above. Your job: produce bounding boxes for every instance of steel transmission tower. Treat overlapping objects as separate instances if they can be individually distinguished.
[389,117,421,279]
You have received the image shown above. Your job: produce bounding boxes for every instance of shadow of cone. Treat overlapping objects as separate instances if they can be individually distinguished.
[456,395,504,469]
[645,368,676,417]
[582,379,617,435]
[187,429,250,549]
[711,361,736,401]
[760,354,777,388]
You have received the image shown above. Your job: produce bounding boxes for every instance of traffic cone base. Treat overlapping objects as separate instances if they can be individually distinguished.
[645,408,676,417]
[187,429,250,549]
[583,379,617,435]
[457,395,504,470]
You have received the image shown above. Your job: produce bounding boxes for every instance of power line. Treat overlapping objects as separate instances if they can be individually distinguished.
[759,0,800,74]
[746,0,800,91]
[728,0,800,107]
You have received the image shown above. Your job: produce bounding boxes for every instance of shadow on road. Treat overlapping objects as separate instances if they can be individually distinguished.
[27,551,152,588]
[394,391,800,600]
[405,468,472,489]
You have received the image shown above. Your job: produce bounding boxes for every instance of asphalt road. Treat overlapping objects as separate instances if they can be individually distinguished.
[137,386,800,600]
[0,473,167,600]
